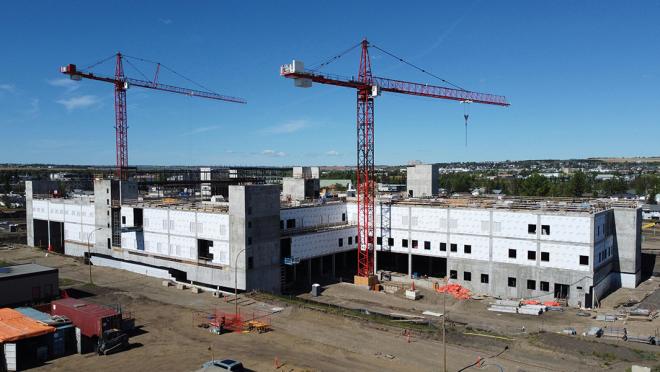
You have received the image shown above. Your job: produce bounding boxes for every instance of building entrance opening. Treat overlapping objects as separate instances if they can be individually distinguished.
[411,255,446,278]
[554,283,570,299]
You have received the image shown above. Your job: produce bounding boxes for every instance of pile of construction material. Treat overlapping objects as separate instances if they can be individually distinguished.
[487,299,547,316]
[434,283,471,300]
[626,307,659,321]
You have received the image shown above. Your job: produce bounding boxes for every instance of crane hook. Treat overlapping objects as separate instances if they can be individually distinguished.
[462,100,471,147]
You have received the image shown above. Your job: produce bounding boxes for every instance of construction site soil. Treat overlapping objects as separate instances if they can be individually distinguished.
[1,244,660,371]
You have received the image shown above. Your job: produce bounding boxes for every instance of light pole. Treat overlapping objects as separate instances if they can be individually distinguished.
[234,247,246,316]
[87,227,103,285]
[442,275,447,372]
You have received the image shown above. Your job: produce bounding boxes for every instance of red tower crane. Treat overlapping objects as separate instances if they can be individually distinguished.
[281,39,509,279]
[61,53,246,179]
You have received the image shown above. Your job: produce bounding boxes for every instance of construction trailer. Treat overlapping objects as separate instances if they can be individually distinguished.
[0,264,59,307]
[50,298,124,354]
[0,308,55,371]
[15,307,76,358]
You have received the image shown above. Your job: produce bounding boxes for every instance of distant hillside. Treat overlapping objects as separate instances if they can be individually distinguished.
[592,157,660,164]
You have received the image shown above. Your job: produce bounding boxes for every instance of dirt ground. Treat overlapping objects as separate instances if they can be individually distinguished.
[2,245,660,372]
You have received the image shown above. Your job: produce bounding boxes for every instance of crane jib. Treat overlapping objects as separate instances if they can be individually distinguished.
[281,71,509,106]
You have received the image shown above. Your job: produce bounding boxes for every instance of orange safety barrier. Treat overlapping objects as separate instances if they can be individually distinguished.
[522,299,541,305]
[543,301,561,307]
[0,308,55,343]
[435,283,471,300]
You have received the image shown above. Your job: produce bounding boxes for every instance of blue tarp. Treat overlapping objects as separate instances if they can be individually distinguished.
[15,307,73,329]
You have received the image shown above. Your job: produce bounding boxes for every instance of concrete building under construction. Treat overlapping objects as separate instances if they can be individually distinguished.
[24,165,642,307]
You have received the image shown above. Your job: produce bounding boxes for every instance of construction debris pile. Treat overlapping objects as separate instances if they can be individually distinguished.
[434,283,471,300]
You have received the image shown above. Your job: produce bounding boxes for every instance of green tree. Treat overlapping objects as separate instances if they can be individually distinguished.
[521,173,550,196]
[568,171,587,197]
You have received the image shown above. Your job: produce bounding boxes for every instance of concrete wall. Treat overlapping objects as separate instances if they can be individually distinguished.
[447,258,592,306]
[280,203,347,231]
[25,181,58,246]
[230,185,281,293]
[350,201,612,306]
[291,226,358,260]
[121,207,230,265]
[406,164,439,197]
[282,177,320,201]
[93,180,113,253]
[613,207,642,288]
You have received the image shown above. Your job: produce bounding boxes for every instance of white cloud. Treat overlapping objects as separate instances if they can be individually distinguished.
[183,125,221,135]
[262,149,287,157]
[262,119,309,134]
[0,84,15,93]
[25,98,39,116]
[159,18,173,25]
[47,78,79,92]
[56,95,101,111]
[326,150,340,156]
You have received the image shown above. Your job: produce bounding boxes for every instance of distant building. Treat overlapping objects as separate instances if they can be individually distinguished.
[642,205,660,220]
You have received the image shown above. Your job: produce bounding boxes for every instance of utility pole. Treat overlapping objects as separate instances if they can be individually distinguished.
[442,276,447,372]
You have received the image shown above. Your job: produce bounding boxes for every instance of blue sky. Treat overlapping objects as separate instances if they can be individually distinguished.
[1,1,658,166]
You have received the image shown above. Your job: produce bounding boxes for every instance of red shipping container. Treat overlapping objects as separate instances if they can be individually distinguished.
[50,298,121,338]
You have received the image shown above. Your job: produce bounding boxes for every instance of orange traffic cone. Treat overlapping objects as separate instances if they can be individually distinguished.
[411,281,416,291]
[47,244,52,252]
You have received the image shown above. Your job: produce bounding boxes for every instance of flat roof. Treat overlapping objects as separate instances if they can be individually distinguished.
[0,308,55,342]
[15,307,72,328]
[124,200,229,214]
[349,196,640,214]
[0,264,58,281]
[51,298,119,318]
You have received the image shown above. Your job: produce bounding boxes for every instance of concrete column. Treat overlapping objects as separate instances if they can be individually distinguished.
[408,253,412,278]
[332,253,336,278]
[373,247,378,276]
[307,259,312,285]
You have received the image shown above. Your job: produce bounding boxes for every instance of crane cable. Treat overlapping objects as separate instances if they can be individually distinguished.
[463,100,471,147]
[122,54,220,95]
[307,41,362,72]
[80,54,117,73]
[369,43,467,91]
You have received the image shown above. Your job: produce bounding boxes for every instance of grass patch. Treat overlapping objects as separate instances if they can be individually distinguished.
[593,351,618,363]
[632,349,658,361]
[252,291,440,334]
[0,260,8,267]
[58,277,81,287]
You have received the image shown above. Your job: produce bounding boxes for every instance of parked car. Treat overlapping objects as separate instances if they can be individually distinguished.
[200,359,245,371]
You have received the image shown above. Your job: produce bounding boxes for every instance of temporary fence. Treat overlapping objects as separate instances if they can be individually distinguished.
[193,308,272,334]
